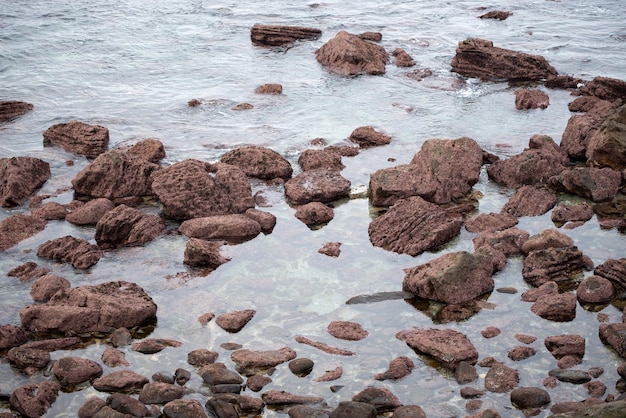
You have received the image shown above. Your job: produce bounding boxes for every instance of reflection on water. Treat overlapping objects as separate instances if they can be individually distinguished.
[1,0,626,416]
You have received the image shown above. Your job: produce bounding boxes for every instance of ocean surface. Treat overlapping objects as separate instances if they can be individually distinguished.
[1,0,626,416]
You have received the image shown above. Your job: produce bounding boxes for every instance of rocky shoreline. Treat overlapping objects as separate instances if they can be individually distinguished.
[1,20,626,418]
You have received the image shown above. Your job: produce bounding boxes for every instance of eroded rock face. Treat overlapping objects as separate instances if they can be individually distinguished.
[370,137,484,206]
[594,258,626,291]
[20,281,157,335]
[179,215,261,243]
[501,186,557,217]
[250,24,322,46]
[9,381,60,418]
[126,138,166,163]
[351,387,402,412]
[579,76,626,102]
[36,235,103,269]
[396,328,478,370]
[53,356,103,386]
[183,238,230,269]
[487,148,567,189]
[0,156,51,207]
[515,89,550,109]
[551,201,594,225]
[151,160,254,220]
[284,169,351,205]
[599,323,626,358]
[315,31,389,76]
[95,204,165,248]
[451,38,557,81]
[298,149,344,172]
[43,121,109,158]
[586,104,626,170]
[522,246,587,287]
[294,201,334,227]
[549,166,621,202]
[0,214,47,251]
[0,100,33,123]
[369,197,463,256]
[220,146,293,180]
[561,100,615,161]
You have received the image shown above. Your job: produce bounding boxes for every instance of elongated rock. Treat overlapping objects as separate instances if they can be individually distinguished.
[251,24,321,46]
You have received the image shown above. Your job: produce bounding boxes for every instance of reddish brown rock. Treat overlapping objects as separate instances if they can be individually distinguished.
[521,228,574,254]
[0,214,47,251]
[93,370,149,393]
[313,365,343,382]
[544,334,585,360]
[358,32,382,42]
[484,362,519,393]
[546,74,584,90]
[9,381,60,418]
[244,208,276,234]
[549,166,621,202]
[530,292,577,322]
[369,137,484,206]
[20,281,157,335]
[579,76,626,102]
[487,146,567,189]
[183,238,230,269]
[216,310,256,333]
[551,201,594,225]
[7,346,51,369]
[329,401,376,418]
[327,321,368,341]
[53,356,103,386]
[66,198,115,225]
[298,148,344,171]
[43,121,109,158]
[369,196,464,256]
[125,138,166,163]
[151,160,254,220]
[138,382,185,404]
[455,361,479,384]
[594,258,626,290]
[284,169,350,205]
[375,356,415,381]
[392,48,415,67]
[7,261,49,282]
[262,390,323,406]
[315,31,389,76]
[0,100,33,122]
[318,241,341,257]
[288,358,314,377]
[188,349,218,367]
[163,399,208,418]
[30,201,67,220]
[521,281,559,302]
[352,387,402,412]
[393,405,427,418]
[95,204,165,248]
[561,100,615,160]
[0,324,28,350]
[472,227,529,257]
[231,347,297,376]
[255,83,283,94]
[479,11,512,20]
[102,347,129,367]
[30,274,70,302]
[508,346,537,361]
[577,275,615,304]
[71,150,158,200]
[599,323,626,358]
[515,89,550,109]
[250,24,321,46]
[501,186,557,217]
[295,335,355,356]
[179,214,261,243]
[522,246,587,286]
[586,104,626,170]
[402,250,495,304]
[246,374,272,392]
[451,38,557,81]
[132,338,182,354]
[294,201,334,227]
[348,126,392,148]
[0,156,50,207]
[221,146,293,180]
[36,235,103,269]
[510,387,550,409]
[465,212,518,233]
[396,328,478,370]
[107,393,151,417]
[19,337,80,351]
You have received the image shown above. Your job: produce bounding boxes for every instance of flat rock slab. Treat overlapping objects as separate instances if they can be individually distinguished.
[43,120,109,158]
[231,347,297,376]
[261,390,323,406]
[179,215,261,243]
[396,328,478,370]
[0,214,47,251]
[215,309,256,333]
[594,258,626,290]
[36,235,103,269]
[93,370,149,393]
[251,24,321,46]
[327,321,368,341]
[0,156,50,207]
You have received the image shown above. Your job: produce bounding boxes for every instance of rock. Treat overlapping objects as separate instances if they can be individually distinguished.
[461,387,485,399]
[231,347,297,376]
[450,38,557,81]
[179,214,261,243]
[53,356,103,386]
[125,138,166,163]
[561,100,615,160]
[544,335,585,360]
[250,24,321,46]
[20,281,157,335]
[262,390,324,406]
[599,323,626,357]
[163,399,208,418]
[549,399,626,418]
[7,261,49,282]
[313,365,343,382]
[289,358,314,377]
[351,387,402,412]
[28,275,68,303]
[318,242,341,257]
[131,338,182,354]
[294,202,334,227]
[329,401,377,418]
[369,137,484,206]
[77,397,108,417]
[188,349,218,367]
[551,202,594,225]
[215,309,256,333]
[549,166,621,202]
[369,196,464,256]
[396,328,478,370]
[327,321,368,341]
[284,169,351,205]
[72,150,159,199]
[508,346,537,361]
[244,208,276,234]
[484,362,519,392]
[246,374,272,392]
[530,292,577,322]
[0,324,28,349]
[472,227,529,257]
[0,156,50,207]
[288,405,332,418]
[546,75,584,90]
[138,382,185,404]
[348,126,391,148]
[9,381,60,418]
[521,281,559,302]
[298,149,344,171]
[576,275,615,303]
[392,48,415,67]
[31,201,67,220]
[93,370,149,393]
[315,31,389,76]
[586,104,626,170]
[487,146,567,189]
[510,387,550,409]
[66,198,115,225]
[255,83,283,94]
[455,361,478,384]
[221,146,293,180]
[521,229,574,254]
[183,238,230,269]
[151,160,254,220]
[374,356,415,381]
[0,214,47,251]
[95,204,165,248]
[295,336,355,356]
[594,258,626,290]
[102,347,129,367]
[515,89,550,109]
[479,11,512,20]
[7,346,50,369]
[522,246,587,286]
[481,326,501,338]
[107,393,150,417]
[36,235,102,269]
[199,363,243,386]
[465,212,518,233]
[20,336,80,351]
[584,380,607,397]
[557,355,582,369]
[501,186,558,217]
[391,405,427,418]
[402,250,495,304]
[579,76,626,102]
[43,121,109,158]
[548,369,591,384]
[0,100,33,122]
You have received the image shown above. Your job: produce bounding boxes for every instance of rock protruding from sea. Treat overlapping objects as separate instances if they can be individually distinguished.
[0,214,47,251]
[315,31,389,76]
[179,214,261,243]
[450,38,557,81]
[284,169,351,205]
[397,328,478,370]
[298,149,344,172]
[0,100,33,123]
[43,121,109,158]
[515,89,550,109]
[66,198,115,226]
[586,104,626,170]
[370,137,484,206]
[250,24,322,46]
[9,381,60,418]
[348,126,392,148]
[72,150,159,200]
[20,281,157,335]
[402,250,496,304]
[593,258,626,291]
[183,238,230,269]
[125,138,166,163]
[220,146,293,180]
[36,235,103,269]
[549,166,621,202]
[230,347,297,376]
[0,156,50,207]
[368,196,464,256]
[95,204,165,248]
[151,160,254,220]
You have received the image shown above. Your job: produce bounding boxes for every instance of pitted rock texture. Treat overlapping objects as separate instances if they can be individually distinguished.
[43,120,109,158]
[0,156,50,207]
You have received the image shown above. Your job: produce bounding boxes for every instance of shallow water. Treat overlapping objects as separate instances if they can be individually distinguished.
[1,0,626,417]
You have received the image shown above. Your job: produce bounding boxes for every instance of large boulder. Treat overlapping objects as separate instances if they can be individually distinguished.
[0,156,50,207]
[95,204,166,248]
[250,24,321,46]
[43,121,109,158]
[396,328,478,370]
[284,169,351,205]
[151,160,254,220]
[548,166,621,202]
[220,146,293,180]
[36,235,103,269]
[402,250,496,304]
[125,138,166,163]
[71,150,159,200]
[20,281,157,335]
[368,196,463,256]
[586,104,626,169]
[179,214,261,243]
[0,214,47,251]
[561,100,615,161]
[298,149,344,172]
[0,100,33,123]
[315,31,389,76]
[369,137,484,206]
[450,38,558,81]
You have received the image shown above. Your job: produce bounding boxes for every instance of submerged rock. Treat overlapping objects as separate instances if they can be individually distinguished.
[216,310,256,333]
[327,321,368,341]
[179,214,261,243]
[515,89,550,109]
[43,120,109,158]
[10,381,60,418]
[315,31,389,76]
[0,156,50,208]
[231,347,297,376]
[183,238,230,269]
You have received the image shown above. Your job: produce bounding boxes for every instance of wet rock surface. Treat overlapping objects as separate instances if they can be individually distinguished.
[315,31,389,76]
[0,156,50,208]
[220,145,293,180]
[43,121,109,158]
[250,24,322,46]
